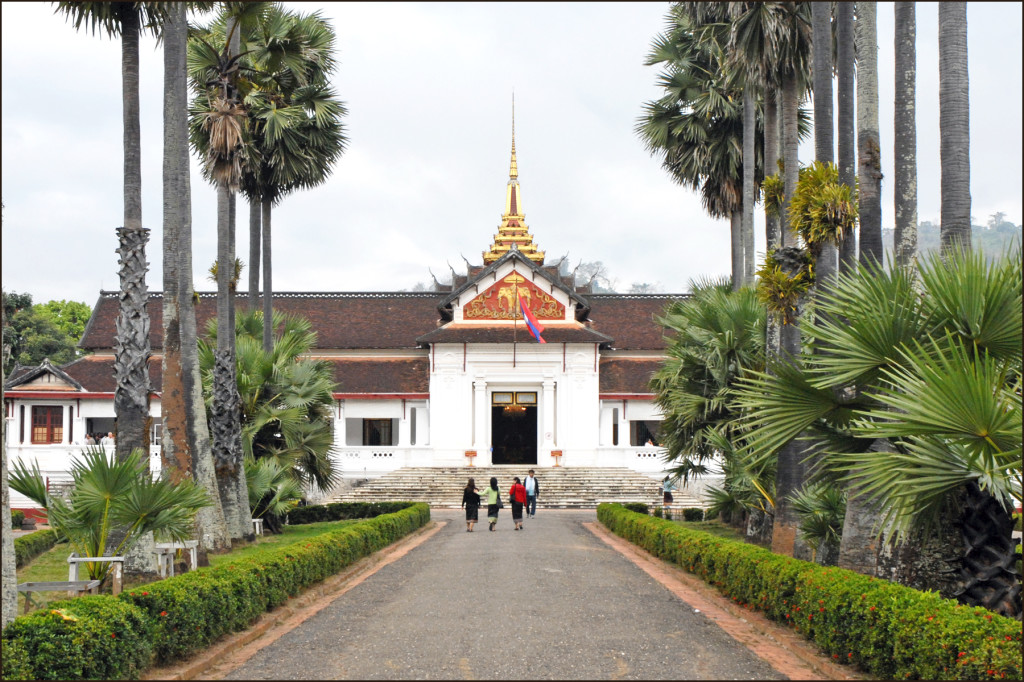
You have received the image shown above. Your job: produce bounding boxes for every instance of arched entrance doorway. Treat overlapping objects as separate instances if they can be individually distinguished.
[491,391,537,465]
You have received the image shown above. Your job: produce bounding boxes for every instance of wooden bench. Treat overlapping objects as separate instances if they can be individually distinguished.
[17,580,103,614]
[153,540,199,578]
[67,553,124,596]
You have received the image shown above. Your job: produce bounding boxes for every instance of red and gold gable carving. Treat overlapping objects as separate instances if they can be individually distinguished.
[463,273,565,320]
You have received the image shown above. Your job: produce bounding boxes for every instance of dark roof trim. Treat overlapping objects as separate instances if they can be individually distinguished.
[3,358,83,391]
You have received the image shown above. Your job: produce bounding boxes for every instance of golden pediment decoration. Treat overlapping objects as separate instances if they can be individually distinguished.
[463,275,565,320]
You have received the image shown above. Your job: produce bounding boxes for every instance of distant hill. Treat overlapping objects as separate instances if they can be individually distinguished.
[881,216,1021,266]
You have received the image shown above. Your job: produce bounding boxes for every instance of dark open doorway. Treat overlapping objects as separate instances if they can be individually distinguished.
[491,405,537,465]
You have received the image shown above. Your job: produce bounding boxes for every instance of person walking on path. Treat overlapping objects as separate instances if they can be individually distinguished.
[462,478,481,532]
[524,468,539,518]
[509,477,527,530]
[482,477,502,531]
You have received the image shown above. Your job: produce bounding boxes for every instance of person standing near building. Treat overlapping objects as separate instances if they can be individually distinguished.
[462,477,481,532]
[524,469,539,518]
[483,477,502,532]
[662,476,675,505]
[509,477,527,530]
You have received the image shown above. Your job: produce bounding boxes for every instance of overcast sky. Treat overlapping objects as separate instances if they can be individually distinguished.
[2,2,1021,307]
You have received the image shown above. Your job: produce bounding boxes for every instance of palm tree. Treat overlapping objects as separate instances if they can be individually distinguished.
[9,448,211,587]
[938,2,972,257]
[776,1,812,249]
[188,6,254,543]
[735,249,1022,618]
[893,2,917,269]
[199,310,340,496]
[52,3,172,462]
[161,1,230,553]
[811,1,839,292]
[856,2,883,266]
[245,457,302,534]
[836,1,857,272]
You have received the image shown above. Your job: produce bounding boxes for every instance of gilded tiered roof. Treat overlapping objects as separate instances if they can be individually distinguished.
[483,105,545,265]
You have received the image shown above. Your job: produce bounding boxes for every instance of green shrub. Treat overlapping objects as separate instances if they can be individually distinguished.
[622,503,649,515]
[1,595,153,680]
[10,509,25,528]
[14,528,60,568]
[122,502,431,665]
[682,507,705,522]
[1,638,34,680]
[598,503,1022,681]
[653,506,663,519]
[287,501,417,525]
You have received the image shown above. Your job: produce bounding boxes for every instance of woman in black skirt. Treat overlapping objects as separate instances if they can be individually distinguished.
[482,477,501,531]
[462,477,480,532]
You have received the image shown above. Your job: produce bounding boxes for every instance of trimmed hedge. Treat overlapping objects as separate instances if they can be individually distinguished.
[10,509,25,528]
[622,502,649,515]
[287,501,417,525]
[2,503,431,679]
[1,596,153,680]
[598,503,1022,681]
[14,529,60,568]
[681,507,705,522]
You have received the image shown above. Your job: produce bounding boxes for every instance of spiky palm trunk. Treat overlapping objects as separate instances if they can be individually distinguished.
[856,2,883,266]
[938,1,971,258]
[741,85,756,289]
[956,482,1021,619]
[836,1,857,272]
[162,2,229,554]
[2,310,16,628]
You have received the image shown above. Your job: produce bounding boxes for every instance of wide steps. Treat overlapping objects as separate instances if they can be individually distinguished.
[329,466,705,509]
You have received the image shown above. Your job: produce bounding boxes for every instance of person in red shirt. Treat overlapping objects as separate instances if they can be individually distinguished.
[509,477,528,531]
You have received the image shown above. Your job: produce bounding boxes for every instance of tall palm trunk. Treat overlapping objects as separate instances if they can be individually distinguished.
[780,72,800,247]
[764,90,780,252]
[955,482,1021,619]
[212,16,251,543]
[741,85,756,289]
[812,0,839,291]
[162,1,229,554]
[893,2,918,269]
[1,311,16,629]
[856,2,883,266]
[262,197,273,351]
[730,210,743,290]
[248,197,260,311]
[938,1,971,258]
[111,8,158,577]
[836,1,857,272]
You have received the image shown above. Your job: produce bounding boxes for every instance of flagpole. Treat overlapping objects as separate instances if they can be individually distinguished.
[512,265,518,369]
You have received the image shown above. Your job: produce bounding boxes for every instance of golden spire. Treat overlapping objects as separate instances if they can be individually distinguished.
[483,96,544,265]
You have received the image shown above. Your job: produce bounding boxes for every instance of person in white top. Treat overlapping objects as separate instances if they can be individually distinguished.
[101,432,115,445]
[523,469,539,518]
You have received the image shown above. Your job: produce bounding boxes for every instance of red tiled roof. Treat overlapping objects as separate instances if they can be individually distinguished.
[416,324,612,345]
[80,293,444,351]
[599,357,663,394]
[586,295,681,350]
[321,357,429,394]
[58,355,164,393]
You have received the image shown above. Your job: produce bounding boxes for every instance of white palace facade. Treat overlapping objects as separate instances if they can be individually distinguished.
[5,132,684,506]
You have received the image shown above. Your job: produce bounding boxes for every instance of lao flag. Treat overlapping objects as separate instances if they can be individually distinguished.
[518,292,546,343]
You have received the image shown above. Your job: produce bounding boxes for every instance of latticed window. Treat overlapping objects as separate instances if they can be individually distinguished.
[31,406,64,444]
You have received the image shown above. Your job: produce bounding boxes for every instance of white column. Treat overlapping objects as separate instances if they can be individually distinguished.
[473,379,487,452]
[62,404,70,444]
[542,378,555,452]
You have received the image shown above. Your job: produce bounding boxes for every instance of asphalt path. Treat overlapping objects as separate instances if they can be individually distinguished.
[224,509,785,680]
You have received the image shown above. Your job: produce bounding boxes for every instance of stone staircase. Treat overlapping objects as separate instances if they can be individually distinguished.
[329,466,706,509]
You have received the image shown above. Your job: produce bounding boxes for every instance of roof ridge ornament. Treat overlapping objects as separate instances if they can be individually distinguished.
[483,95,544,265]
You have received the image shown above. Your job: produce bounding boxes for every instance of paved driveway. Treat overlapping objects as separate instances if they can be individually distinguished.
[222,509,783,680]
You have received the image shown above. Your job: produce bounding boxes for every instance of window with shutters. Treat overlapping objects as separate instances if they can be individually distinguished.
[31,406,64,444]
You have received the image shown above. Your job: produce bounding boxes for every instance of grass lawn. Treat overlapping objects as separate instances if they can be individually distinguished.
[669,518,750,543]
[15,520,360,615]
